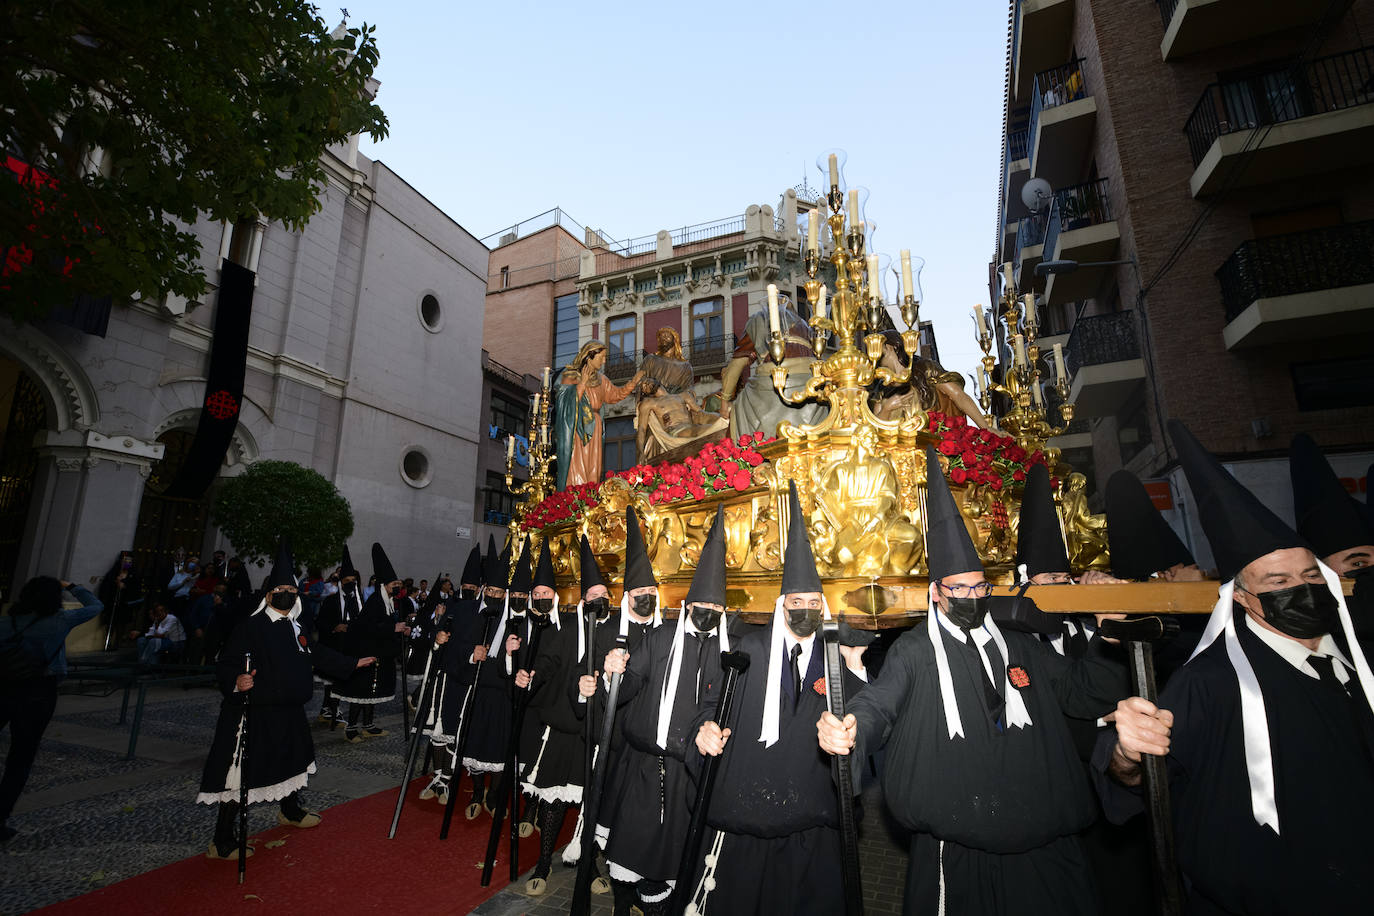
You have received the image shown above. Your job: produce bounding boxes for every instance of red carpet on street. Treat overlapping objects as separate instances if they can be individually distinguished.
[31,778,570,916]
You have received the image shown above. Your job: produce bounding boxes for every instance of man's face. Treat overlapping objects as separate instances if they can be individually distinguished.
[151,606,167,622]
[932,571,990,610]
[628,586,656,599]
[532,585,557,601]
[384,579,402,596]
[483,586,506,601]
[1325,545,1374,577]
[341,574,357,587]
[1031,571,1073,585]
[584,584,608,603]
[1235,547,1323,627]
[782,591,823,639]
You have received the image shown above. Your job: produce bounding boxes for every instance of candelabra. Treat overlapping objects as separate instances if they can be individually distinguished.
[973,265,1076,457]
[765,153,926,440]
[504,368,556,541]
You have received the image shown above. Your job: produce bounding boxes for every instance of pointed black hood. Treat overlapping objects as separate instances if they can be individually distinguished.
[1290,433,1374,560]
[924,446,983,582]
[267,536,296,589]
[533,537,556,591]
[1015,464,1070,577]
[339,543,358,580]
[509,536,533,593]
[579,534,607,596]
[1105,470,1194,580]
[371,541,398,586]
[685,505,727,607]
[460,544,483,588]
[624,506,657,590]
[1169,419,1306,582]
[481,535,503,588]
[781,479,823,595]
[497,545,513,590]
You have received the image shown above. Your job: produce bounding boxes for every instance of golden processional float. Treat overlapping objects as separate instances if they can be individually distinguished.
[501,158,1228,626]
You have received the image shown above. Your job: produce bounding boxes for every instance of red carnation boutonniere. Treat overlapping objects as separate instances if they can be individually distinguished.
[813,677,826,697]
[1007,665,1030,689]
[298,633,309,650]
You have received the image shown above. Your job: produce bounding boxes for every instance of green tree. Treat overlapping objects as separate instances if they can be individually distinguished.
[213,460,353,574]
[1,1,388,320]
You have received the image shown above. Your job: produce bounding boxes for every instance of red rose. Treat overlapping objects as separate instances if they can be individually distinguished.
[1012,469,1026,482]
[961,449,978,467]
[988,476,1004,490]
[743,451,764,467]
[938,439,959,456]
[950,467,968,485]
[687,484,706,500]
[732,469,752,492]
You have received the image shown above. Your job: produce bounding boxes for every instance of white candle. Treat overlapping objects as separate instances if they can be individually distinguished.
[866,255,880,302]
[1023,293,1037,327]
[817,284,827,320]
[972,306,988,338]
[980,364,990,394]
[542,366,551,389]
[848,189,859,231]
[767,284,781,335]
[1032,381,1044,408]
[900,250,914,301]
[1053,342,1066,381]
[828,153,839,188]
[507,435,515,463]
[807,209,820,253]
[1002,262,1014,293]
[1013,334,1027,367]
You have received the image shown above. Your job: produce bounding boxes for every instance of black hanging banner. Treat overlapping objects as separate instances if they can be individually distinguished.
[164,259,255,499]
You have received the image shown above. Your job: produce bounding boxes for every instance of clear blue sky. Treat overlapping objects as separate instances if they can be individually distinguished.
[345,0,1010,380]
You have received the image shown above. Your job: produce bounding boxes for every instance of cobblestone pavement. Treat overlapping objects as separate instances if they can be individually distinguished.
[2,669,910,915]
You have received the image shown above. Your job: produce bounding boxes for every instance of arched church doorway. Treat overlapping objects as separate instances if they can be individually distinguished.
[0,357,48,601]
[130,428,214,591]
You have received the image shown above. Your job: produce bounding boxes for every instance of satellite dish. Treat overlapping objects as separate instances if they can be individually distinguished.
[1022,178,1053,213]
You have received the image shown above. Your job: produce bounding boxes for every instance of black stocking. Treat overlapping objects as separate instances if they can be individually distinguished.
[280,791,308,821]
[520,793,539,825]
[533,799,568,879]
[361,705,375,728]
[214,801,239,850]
[470,773,486,804]
[347,704,362,727]
[611,879,637,916]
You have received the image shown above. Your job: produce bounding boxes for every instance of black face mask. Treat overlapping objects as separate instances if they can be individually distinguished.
[532,597,555,616]
[584,596,611,622]
[1253,582,1339,639]
[631,594,657,618]
[784,605,823,639]
[942,595,989,630]
[270,591,296,611]
[508,596,528,615]
[482,595,505,616]
[689,604,722,633]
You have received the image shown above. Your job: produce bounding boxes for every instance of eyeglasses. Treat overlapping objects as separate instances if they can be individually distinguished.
[938,582,993,599]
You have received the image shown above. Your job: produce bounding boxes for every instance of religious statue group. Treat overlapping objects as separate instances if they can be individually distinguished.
[553,307,988,488]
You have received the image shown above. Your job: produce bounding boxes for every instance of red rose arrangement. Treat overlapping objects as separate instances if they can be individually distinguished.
[519,432,774,531]
[927,411,1052,493]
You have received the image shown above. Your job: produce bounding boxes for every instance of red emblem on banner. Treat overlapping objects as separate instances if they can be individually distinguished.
[1008,665,1030,689]
[205,389,240,420]
[813,677,826,696]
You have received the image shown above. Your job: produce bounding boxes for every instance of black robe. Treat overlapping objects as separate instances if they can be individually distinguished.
[602,622,718,882]
[198,610,356,803]
[521,611,588,801]
[316,585,361,654]
[334,590,400,704]
[685,623,866,916]
[1092,609,1374,914]
[459,609,520,772]
[848,621,1127,915]
[425,598,486,747]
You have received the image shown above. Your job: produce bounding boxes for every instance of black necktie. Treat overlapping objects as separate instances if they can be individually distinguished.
[1309,655,1351,697]
[964,630,1006,730]
[789,644,803,713]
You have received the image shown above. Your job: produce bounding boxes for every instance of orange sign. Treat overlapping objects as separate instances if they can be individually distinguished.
[1143,480,1174,511]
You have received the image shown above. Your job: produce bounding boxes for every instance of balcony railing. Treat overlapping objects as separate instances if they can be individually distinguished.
[604,349,644,382]
[1155,0,1179,28]
[1015,209,1050,272]
[1043,178,1113,259]
[1029,57,1089,151]
[1184,45,1374,166]
[1008,127,1029,163]
[1215,219,1374,322]
[686,333,737,370]
[1065,311,1141,376]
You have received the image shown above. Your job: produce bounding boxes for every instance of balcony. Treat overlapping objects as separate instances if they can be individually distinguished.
[1029,59,1098,190]
[1005,126,1032,221]
[1184,46,1374,197]
[1014,208,1050,291]
[1216,220,1374,350]
[686,333,737,373]
[1041,179,1121,306]
[1157,0,1335,63]
[1065,311,1145,417]
[1013,0,1075,106]
[604,349,644,382]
